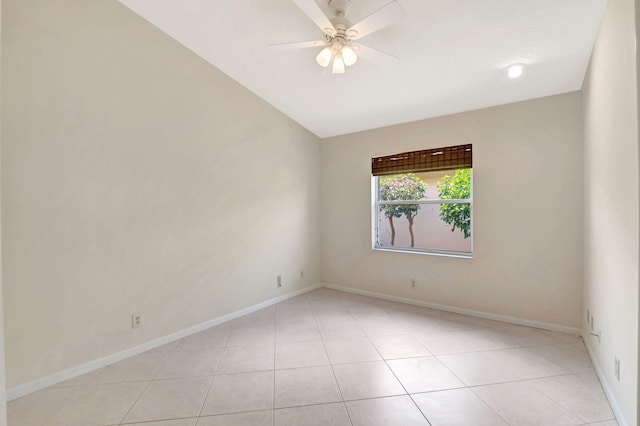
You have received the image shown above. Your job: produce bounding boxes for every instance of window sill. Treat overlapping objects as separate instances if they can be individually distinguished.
[373,246,473,259]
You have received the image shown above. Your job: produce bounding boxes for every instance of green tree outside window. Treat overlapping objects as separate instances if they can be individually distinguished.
[379,173,426,247]
[437,168,471,238]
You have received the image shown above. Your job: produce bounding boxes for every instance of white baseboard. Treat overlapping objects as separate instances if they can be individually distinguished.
[321,283,582,335]
[7,283,321,401]
[581,332,628,426]
[7,282,587,401]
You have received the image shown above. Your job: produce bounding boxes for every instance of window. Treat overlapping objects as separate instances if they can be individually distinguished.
[372,144,473,257]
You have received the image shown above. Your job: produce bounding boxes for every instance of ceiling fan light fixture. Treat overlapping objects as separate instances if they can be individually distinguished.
[506,63,525,79]
[316,46,333,67]
[341,45,358,66]
[280,0,405,75]
[332,54,346,74]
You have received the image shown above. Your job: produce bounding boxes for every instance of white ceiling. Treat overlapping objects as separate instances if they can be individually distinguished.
[118,0,606,138]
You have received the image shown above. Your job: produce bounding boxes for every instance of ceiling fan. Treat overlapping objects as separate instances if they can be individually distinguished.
[270,0,406,74]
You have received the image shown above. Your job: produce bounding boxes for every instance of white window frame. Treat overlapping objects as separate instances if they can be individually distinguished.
[371,171,473,258]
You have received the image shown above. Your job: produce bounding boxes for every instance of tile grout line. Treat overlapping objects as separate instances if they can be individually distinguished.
[117,351,174,425]
[312,297,355,426]
[467,381,581,425]
[195,324,231,421]
[364,307,433,426]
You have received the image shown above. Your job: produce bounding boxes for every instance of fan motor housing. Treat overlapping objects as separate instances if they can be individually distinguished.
[328,0,351,17]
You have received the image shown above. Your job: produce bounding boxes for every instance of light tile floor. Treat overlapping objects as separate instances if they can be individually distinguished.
[8,288,618,426]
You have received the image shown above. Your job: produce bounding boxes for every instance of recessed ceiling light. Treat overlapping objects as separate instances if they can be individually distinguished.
[506,64,525,79]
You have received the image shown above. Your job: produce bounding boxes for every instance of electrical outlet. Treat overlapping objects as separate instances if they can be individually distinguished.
[131,313,142,329]
[410,279,417,288]
[277,275,282,288]
[614,357,621,381]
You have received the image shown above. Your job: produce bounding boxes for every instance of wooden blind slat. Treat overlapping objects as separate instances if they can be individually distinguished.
[371,144,472,176]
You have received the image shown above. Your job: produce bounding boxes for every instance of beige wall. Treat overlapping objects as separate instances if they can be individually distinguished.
[0,0,7,421]
[1,0,320,388]
[583,0,639,423]
[321,92,584,328]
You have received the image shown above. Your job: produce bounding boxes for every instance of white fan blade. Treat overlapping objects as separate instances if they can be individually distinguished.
[355,43,399,65]
[348,1,406,40]
[291,0,336,34]
[268,40,327,51]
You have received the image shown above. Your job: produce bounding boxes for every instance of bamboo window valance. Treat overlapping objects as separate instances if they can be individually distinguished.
[371,144,472,176]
